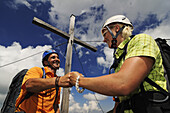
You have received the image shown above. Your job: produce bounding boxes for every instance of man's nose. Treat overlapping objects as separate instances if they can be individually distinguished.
[57,59,60,62]
[55,57,60,62]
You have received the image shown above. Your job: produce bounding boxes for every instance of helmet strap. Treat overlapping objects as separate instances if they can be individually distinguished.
[106,25,125,48]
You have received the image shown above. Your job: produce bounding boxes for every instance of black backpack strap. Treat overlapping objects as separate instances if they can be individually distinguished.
[109,52,126,74]
[16,67,46,108]
[109,42,129,74]
[109,35,135,74]
[53,86,59,112]
[53,76,60,112]
[144,77,170,96]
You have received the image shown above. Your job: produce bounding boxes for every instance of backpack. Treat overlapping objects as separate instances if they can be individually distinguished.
[155,38,170,92]
[1,68,46,113]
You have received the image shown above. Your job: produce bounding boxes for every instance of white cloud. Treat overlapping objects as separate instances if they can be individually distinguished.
[56,68,65,76]
[143,17,170,45]
[83,93,108,101]
[97,47,113,70]
[83,101,100,112]
[48,0,102,27]
[69,93,102,113]
[13,0,32,9]
[44,33,53,42]
[78,50,83,58]
[85,51,89,55]
[44,33,59,47]
[97,57,105,66]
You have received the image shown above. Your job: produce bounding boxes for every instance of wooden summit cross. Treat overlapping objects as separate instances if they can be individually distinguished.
[32,14,97,113]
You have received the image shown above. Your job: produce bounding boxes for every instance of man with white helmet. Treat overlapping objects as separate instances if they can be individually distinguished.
[15,50,72,113]
[69,15,167,113]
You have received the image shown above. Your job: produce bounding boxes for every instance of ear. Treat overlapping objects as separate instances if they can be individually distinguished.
[44,61,48,66]
[115,25,120,32]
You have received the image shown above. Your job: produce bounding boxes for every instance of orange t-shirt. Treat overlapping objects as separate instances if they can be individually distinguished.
[15,67,61,113]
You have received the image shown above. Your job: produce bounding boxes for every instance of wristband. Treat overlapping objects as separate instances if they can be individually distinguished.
[75,75,85,93]
[55,76,61,87]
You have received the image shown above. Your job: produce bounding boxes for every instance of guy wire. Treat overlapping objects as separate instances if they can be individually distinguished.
[0,42,67,68]
[73,44,105,113]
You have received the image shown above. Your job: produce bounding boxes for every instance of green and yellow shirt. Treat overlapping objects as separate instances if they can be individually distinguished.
[114,34,167,113]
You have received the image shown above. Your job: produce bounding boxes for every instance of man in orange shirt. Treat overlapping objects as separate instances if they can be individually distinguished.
[15,50,71,113]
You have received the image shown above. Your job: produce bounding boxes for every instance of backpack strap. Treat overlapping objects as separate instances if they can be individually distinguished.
[16,67,46,109]
[109,45,128,74]
[144,77,170,96]
[41,67,46,78]
[109,35,135,74]
[53,85,59,112]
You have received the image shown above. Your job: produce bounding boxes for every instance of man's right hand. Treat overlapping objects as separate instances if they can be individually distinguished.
[58,74,72,87]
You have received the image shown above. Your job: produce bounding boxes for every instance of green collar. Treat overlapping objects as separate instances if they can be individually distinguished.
[118,37,131,49]
[115,37,131,59]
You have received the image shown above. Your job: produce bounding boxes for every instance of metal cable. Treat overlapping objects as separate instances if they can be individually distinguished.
[73,44,105,113]
[0,42,67,68]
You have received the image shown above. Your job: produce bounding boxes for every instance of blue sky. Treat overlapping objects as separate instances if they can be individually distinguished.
[1,0,170,113]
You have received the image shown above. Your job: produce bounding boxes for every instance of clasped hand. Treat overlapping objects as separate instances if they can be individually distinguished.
[58,72,83,87]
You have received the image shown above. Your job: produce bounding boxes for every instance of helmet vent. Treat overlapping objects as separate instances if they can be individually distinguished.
[122,17,126,20]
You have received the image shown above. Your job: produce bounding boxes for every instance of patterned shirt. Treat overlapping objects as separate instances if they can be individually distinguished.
[114,34,167,113]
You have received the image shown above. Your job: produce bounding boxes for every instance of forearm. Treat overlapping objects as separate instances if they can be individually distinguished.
[25,77,56,93]
[77,57,154,96]
[79,74,124,96]
[25,74,71,93]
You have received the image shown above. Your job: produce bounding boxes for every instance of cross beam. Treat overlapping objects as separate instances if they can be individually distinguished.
[32,17,97,52]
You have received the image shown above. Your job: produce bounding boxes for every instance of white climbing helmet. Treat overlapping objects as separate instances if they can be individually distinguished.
[102,15,133,29]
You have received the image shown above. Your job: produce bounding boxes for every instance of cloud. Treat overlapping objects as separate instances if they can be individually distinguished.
[10,0,32,9]
[83,93,108,101]
[48,0,103,27]
[78,50,83,58]
[143,17,170,45]
[0,42,65,108]
[56,68,65,76]
[69,93,102,113]
[85,51,90,55]
[97,47,113,72]
[44,33,53,42]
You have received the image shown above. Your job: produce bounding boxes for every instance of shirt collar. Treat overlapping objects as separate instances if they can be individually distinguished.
[44,67,56,77]
[114,37,131,58]
[117,37,131,49]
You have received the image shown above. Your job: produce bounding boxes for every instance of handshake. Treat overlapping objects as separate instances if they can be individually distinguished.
[57,72,85,93]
